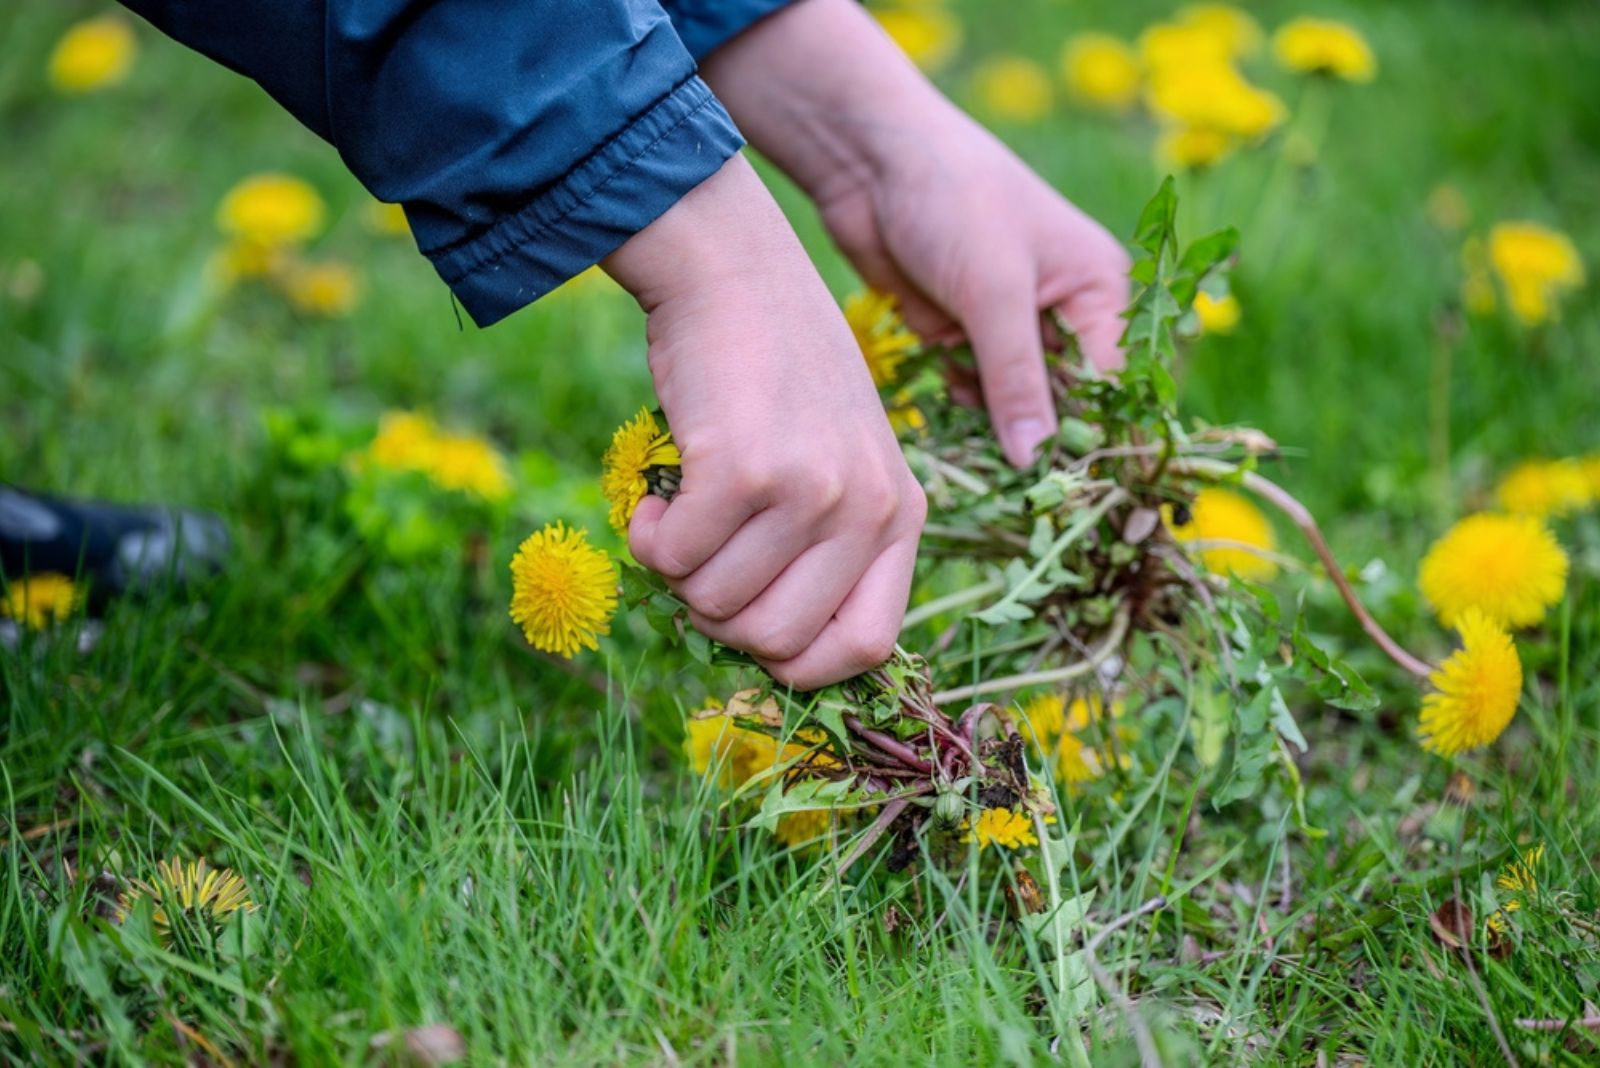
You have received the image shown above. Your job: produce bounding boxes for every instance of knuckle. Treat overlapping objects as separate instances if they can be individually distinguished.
[846,625,897,671]
[750,624,808,664]
[901,480,929,529]
[650,544,696,580]
[684,585,738,623]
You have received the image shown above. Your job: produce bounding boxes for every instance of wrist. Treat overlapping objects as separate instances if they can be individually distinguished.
[601,153,806,311]
[700,0,956,200]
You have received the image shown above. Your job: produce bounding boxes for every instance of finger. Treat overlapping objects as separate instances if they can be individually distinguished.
[1048,245,1132,373]
[757,535,918,690]
[669,507,811,621]
[628,482,760,579]
[963,276,1057,466]
[824,198,957,340]
[687,536,865,663]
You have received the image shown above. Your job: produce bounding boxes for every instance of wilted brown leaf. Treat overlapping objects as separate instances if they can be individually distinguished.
[1429,898,1473,951]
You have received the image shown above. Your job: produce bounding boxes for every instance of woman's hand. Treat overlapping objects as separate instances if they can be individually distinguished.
[604,155,926,690]
[703,0,1131,466]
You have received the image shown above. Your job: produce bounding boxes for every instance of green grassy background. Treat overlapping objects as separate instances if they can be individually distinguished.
[3,1,1599,1064]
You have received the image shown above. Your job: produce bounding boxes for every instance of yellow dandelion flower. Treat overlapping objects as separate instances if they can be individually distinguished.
[1178,5,1263,59]
[601,407,681,537]
[1272,17,1376,82]
[208,238,290,286]
[1021,693,1130,786]
[684,706,755,787]
[365,200,410,237]
[430,433,512,502]
[1495,458,1593,519]
[844,290,920,389]
[283,260,360,318]
[1138,22,1234,71]
[1488,844,1544,935]
[1164,487,1279,581]
[1418,513,1568,629]
[886,390,927,436]
[1487,222,1585,326]
[1060,33,1141,112]
[116,857,256,943]
[1194,291,1241,334]
[972,56,1053,123]
[2,573,81,630]
[1418,609,1522,756]
[1583,455,1600,497]
[1145,62,1285,139]
[48,16,137,94]
[1157,125,1235,171]
[508,523,618,658]
[216,174,326,248]
[773,805,836,850]
[875,7,963,74]
[363,410,439,472]
[960,807,1038,851]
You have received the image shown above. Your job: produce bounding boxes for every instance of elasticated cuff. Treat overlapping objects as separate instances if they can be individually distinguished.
[427,77,744,327]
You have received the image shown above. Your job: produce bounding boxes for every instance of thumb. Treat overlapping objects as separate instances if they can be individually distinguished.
[626,493,671,569]
[964,282,1057,466]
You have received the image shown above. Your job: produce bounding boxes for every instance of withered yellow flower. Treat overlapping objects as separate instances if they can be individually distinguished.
[116,857,256,944]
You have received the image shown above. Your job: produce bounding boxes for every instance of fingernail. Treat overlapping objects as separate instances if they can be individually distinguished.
[1005,418,1050,465]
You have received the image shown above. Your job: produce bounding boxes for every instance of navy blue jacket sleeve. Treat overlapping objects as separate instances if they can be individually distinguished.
[656,0,798,60]
[119,1,746,326]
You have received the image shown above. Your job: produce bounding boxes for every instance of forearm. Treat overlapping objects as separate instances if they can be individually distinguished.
[699,0,960,202]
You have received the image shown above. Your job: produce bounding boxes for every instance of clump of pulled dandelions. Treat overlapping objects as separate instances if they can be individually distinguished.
[601,407,681,536]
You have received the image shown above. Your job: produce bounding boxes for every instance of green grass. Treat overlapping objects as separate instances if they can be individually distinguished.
[4,1,1600,1064]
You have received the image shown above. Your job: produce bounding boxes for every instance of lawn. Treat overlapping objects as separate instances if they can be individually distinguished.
[3,1,1599,1064]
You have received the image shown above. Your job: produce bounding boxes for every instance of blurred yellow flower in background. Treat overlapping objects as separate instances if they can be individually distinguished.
[355,410,512,503]
[1157,125,1233,170]
[1177,4,1262,59]
[1494,458,1593,519]
[1147,61,1285,140]
[1488,844,1545,933]
[284,260,360,317]
[1060,33,1141,112]
[1020,692,1132,786]
[1272,17,1376,82]
[773,806,836,850]
[875,5,963,74]
[1193,291,1241,334]
[601,407,681,536]
[1138,21,1233,70]
[509,522,617,658]
[972,56,1053,123]
[1419,609,1522,756]
[961,808,1037,850]
[844,289,921,388]
[2,573,81,630]
[1486,222,1585,326]
[216,174,326,248]
[48,16,137,94]
[1418,513,1568,629]
[1164,487,1279,581]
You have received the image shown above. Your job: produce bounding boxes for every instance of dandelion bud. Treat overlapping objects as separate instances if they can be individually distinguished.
[933,789,966,828]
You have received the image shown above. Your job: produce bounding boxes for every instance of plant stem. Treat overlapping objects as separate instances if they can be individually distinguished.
[1170,459,1432,678]
[901,578,1005,631]
[930,608,1130,706]
[843,715,934,774]
[974,488,1127,626]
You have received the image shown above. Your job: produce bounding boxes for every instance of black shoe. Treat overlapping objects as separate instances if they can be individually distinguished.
[0,485,230,602]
